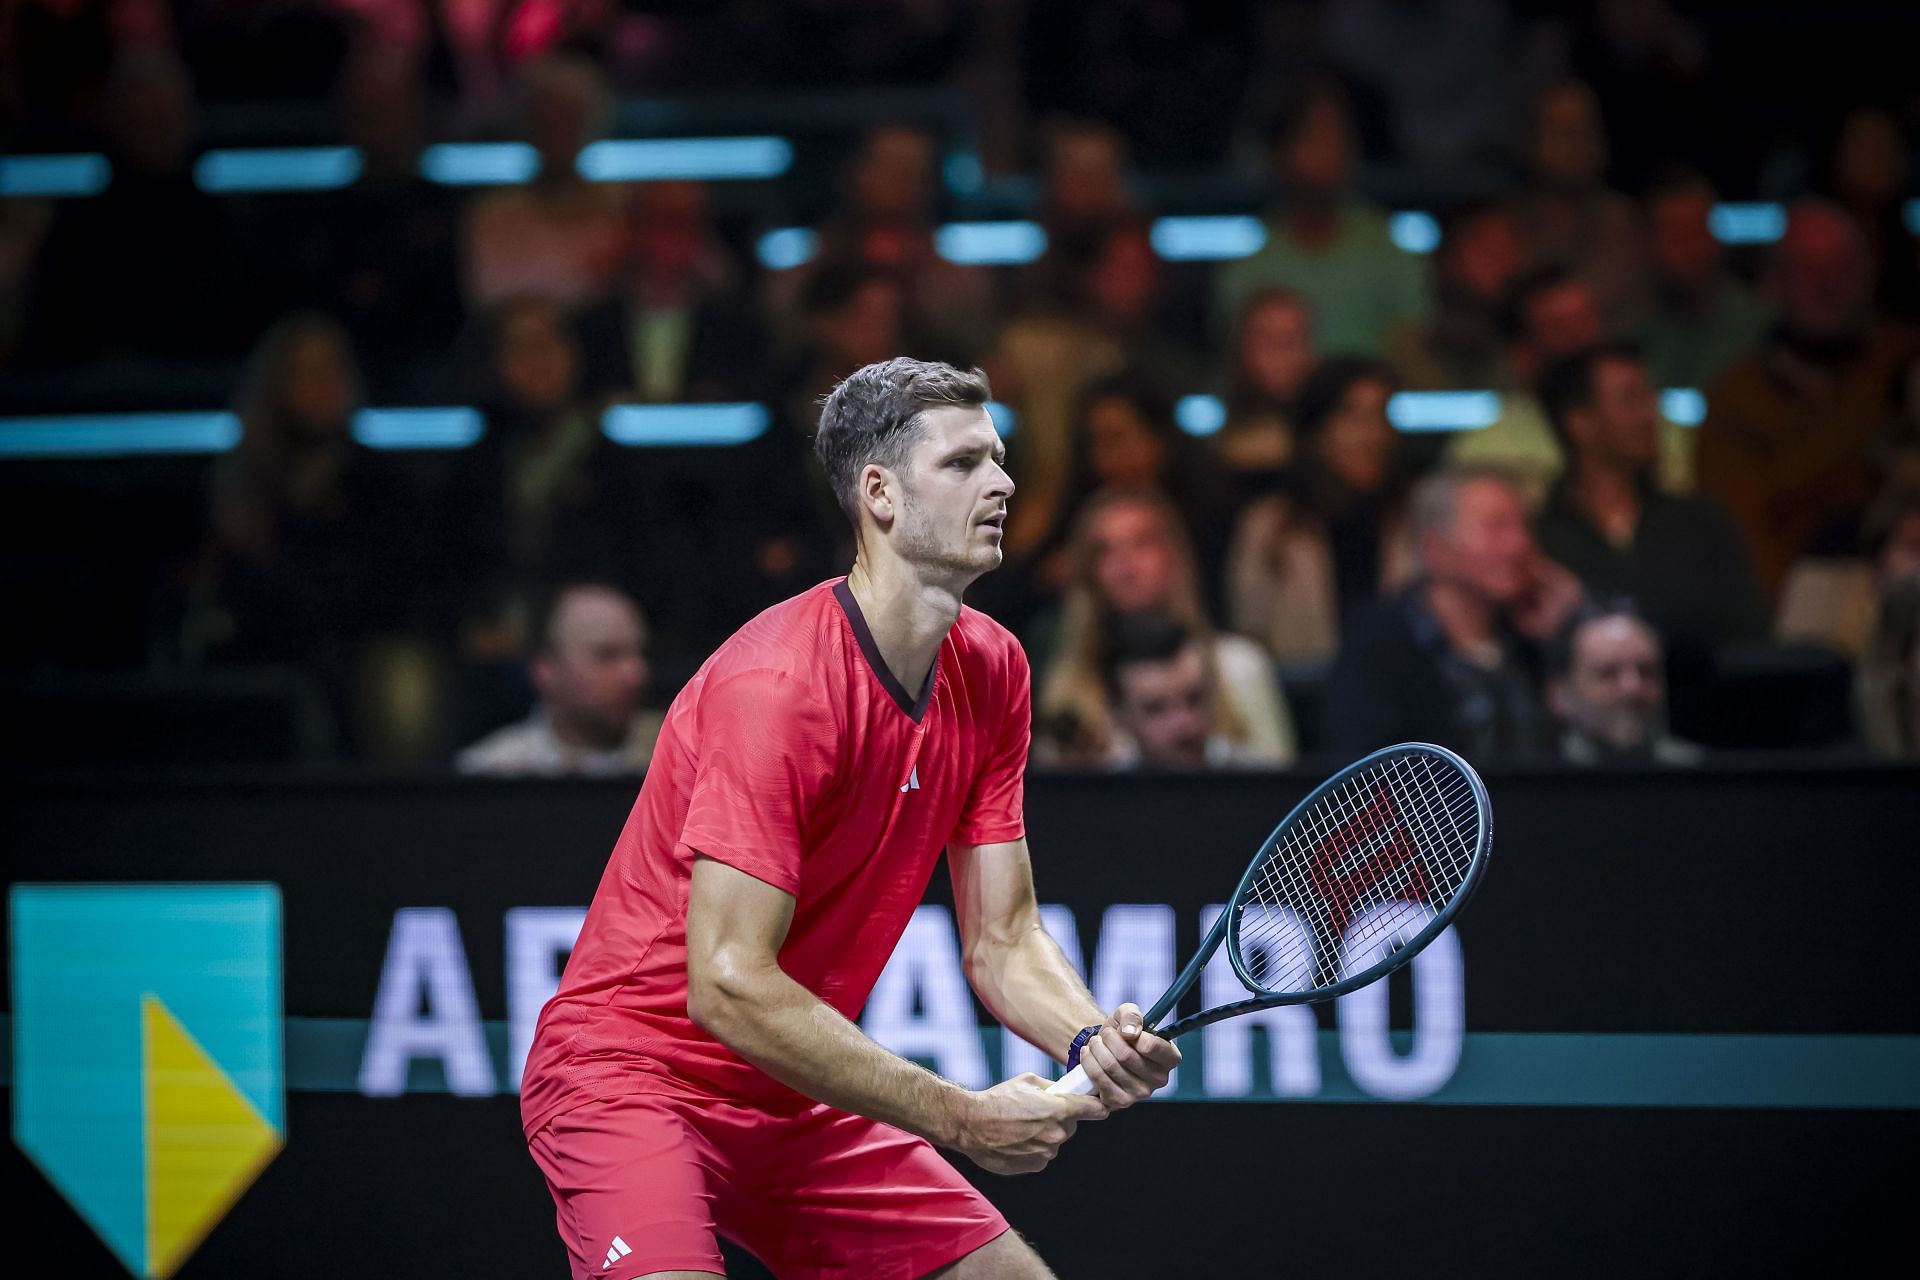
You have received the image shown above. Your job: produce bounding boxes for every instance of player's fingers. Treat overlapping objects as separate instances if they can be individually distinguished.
[1078,1036,1131,1108]
[1085,1032,1150,1104]
[1096,1025,1152,1086]
[1111,1002,1145,1038]
[1056,1090,1108,1120]
[1137,1029,1182,1073]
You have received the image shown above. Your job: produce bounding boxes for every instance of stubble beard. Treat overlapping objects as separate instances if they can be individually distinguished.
[896,488,999,584]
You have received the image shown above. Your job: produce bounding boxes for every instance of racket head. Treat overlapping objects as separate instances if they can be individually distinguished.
[1221,741,1492,1006]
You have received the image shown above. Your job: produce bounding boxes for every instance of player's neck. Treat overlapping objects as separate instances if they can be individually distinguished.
[845,556,963,700]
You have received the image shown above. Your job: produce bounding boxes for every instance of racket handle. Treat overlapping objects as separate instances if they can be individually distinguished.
[1046,1065,1095,1096]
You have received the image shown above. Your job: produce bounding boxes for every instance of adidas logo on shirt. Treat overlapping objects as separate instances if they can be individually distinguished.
[604,1235,632,1268]
[899,764,920,793]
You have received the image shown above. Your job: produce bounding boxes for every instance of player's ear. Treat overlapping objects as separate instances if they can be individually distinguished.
[858,462,897,527]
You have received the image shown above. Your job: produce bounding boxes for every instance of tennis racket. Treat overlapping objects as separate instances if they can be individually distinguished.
[1049,741,1492,1096]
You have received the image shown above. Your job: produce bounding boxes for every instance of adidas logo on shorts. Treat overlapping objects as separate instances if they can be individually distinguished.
[603,1235,632,1268]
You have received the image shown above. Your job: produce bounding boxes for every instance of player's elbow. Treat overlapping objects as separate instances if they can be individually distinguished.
[686,944,762,1038]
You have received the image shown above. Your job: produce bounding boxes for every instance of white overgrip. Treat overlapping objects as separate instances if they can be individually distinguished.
[1046,1064,1095,1096]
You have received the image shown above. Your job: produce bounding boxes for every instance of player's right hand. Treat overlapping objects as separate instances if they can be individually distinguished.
[951,1074,1107,1175]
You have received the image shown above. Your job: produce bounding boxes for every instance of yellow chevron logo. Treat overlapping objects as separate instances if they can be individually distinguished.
[142,995,283,1279]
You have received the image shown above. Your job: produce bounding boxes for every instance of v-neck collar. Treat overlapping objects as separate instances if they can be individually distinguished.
[833,578,938,723]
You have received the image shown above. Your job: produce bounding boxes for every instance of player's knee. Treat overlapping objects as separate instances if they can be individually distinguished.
[923,1227,1056,1279]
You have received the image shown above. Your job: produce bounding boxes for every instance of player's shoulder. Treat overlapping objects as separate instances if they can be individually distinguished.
[695,582,849,704]
[949,603,1030,678]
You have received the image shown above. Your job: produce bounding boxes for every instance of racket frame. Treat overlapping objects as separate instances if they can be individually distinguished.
[1147,741,1493,1041]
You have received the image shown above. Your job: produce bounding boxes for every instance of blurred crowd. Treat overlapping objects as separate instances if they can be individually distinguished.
[3,1,1919,772]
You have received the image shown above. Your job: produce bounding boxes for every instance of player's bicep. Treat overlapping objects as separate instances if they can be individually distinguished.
[686,854,796,1015]
[948,837,1042,964]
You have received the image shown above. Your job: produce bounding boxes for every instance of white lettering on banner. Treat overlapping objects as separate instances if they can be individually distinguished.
[359,908,496,1097]
[1336,903,1465,1100]
[1199,904,1320,1097]
[361,900,1469,1101]
[505,907,587,1090]
[861,906,990,1087]
[998,905,1082,1081]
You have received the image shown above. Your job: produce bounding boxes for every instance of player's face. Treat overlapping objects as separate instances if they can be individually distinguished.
[894,405,1013,580]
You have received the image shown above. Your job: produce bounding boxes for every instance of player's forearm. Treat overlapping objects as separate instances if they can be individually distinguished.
[687,949,969,1145]
[966,924,1106,1063]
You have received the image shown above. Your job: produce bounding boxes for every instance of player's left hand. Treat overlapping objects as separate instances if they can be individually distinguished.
[1078,1003,1181,1110]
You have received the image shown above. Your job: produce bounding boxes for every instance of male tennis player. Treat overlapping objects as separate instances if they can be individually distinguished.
[521,358,1181,1279]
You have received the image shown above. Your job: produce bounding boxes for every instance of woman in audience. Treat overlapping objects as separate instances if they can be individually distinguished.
[195,313,410,653]
[189,312,421,748]
[1213,287,1320,496]
[1028,375,1238,612]
[441,294,636,646]
[1035,488,1294,767]
[1225,357,1417,665]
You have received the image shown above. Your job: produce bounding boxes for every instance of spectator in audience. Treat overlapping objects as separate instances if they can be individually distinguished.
[1214,76,1427,358]
[1637,170,1773,390]
[782,121,994,361]
[1535,342,1766,661]
[1320,0,1544,194]
[1391,202,1527,392]
[1510,78,1648,334]
[1777,486,1920,662]
[1547,603,1702,765]
[1820,105,1920,322]
[294,43,463,395]
[1323,466,1583,759]
[189,314,418,733]
[1214,287,1320,489]
[1035,489,1293,767]
[1033,117,1140,279]
[1032,375,1239,608]
[576,180,763,403]
[441,295,636,641]
[462,54,625,309]
[1098,612,1268,769]
[1697,199,1920,601]
[28,47,242,364]
[1227,357,1416,665]
[457,582,664,775]
[779,263,908,433]
[1448,266,1693,501]
[989,216,1202,558]
[1858,573,1920,758]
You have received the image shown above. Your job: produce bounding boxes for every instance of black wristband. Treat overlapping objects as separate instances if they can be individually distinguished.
[1065,1024,1104,1070]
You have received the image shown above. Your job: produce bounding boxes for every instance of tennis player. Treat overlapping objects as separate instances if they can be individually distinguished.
[521,358,1181,1279]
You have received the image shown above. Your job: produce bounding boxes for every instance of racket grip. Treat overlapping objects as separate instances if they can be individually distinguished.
[1046,1065,1095,1096]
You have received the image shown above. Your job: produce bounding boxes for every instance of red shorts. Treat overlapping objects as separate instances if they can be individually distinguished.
[526,1084,1009,1279]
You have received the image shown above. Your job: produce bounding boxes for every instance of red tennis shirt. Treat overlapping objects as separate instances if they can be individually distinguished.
[520,578,1031,1135]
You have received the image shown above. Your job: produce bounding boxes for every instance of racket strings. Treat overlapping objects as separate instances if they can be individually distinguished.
[1235,752,1481,994]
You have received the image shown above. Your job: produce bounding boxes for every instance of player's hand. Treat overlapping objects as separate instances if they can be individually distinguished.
[1078,1003,1181,1110]
[952,1074,1107,1176]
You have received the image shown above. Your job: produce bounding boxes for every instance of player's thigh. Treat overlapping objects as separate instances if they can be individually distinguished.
[724,1107,1009,1280]
[922,1228,1056,1279]
[527,1092,730,1279]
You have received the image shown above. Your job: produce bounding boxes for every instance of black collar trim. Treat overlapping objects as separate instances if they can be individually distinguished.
[833,579,937,722]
